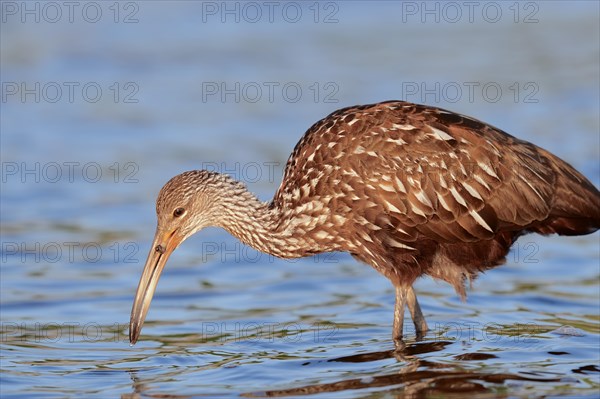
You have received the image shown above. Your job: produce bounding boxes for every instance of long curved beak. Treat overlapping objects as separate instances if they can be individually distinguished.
[129,229,183,345]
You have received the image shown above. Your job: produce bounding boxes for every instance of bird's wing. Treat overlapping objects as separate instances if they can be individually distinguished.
[275,101,558,244]
[344,102,557,243]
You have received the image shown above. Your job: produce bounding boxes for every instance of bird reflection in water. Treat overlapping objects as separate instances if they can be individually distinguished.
[122,340,563,398]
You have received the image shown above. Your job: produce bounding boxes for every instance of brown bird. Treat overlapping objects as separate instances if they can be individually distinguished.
[129,100,600,345]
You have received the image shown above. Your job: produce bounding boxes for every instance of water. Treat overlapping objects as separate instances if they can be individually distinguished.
[1,2,599,398]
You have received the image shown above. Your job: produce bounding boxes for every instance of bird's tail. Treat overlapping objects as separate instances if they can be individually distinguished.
[535,148,600,236]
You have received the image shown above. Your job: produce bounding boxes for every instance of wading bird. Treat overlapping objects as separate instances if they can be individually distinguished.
[129,101,600,345]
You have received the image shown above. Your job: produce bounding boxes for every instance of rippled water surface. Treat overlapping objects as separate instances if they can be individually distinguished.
[1,2,599,398]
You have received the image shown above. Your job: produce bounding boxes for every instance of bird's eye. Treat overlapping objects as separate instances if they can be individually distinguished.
[173,207,185,218]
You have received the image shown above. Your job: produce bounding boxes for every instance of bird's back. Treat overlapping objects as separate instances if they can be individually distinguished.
[272,101,600,294]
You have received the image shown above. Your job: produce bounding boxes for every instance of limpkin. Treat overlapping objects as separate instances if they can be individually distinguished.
[129,100,600,345]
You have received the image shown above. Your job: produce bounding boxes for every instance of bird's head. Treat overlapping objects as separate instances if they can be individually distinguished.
[129,170,228,345]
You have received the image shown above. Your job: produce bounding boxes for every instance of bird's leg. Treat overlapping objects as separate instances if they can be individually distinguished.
[393,286,407,343]
[393,286,429,345]
[406,286,428,338]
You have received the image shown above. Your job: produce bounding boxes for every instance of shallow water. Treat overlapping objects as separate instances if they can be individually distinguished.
[1,2,599,398]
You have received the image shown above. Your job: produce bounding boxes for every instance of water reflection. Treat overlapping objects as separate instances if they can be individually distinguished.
[249,341,563,398]
[121,340,566,399]
[249,370,560,398]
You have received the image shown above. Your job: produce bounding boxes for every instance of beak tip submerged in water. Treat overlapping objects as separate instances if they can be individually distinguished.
[129,325,138,346]
[129,296,147,346]
[129,229,182,346]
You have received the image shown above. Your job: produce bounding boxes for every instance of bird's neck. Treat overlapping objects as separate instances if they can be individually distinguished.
[217,186,327,259]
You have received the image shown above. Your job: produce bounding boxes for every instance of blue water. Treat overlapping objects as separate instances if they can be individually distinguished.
[1,2,599,398]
